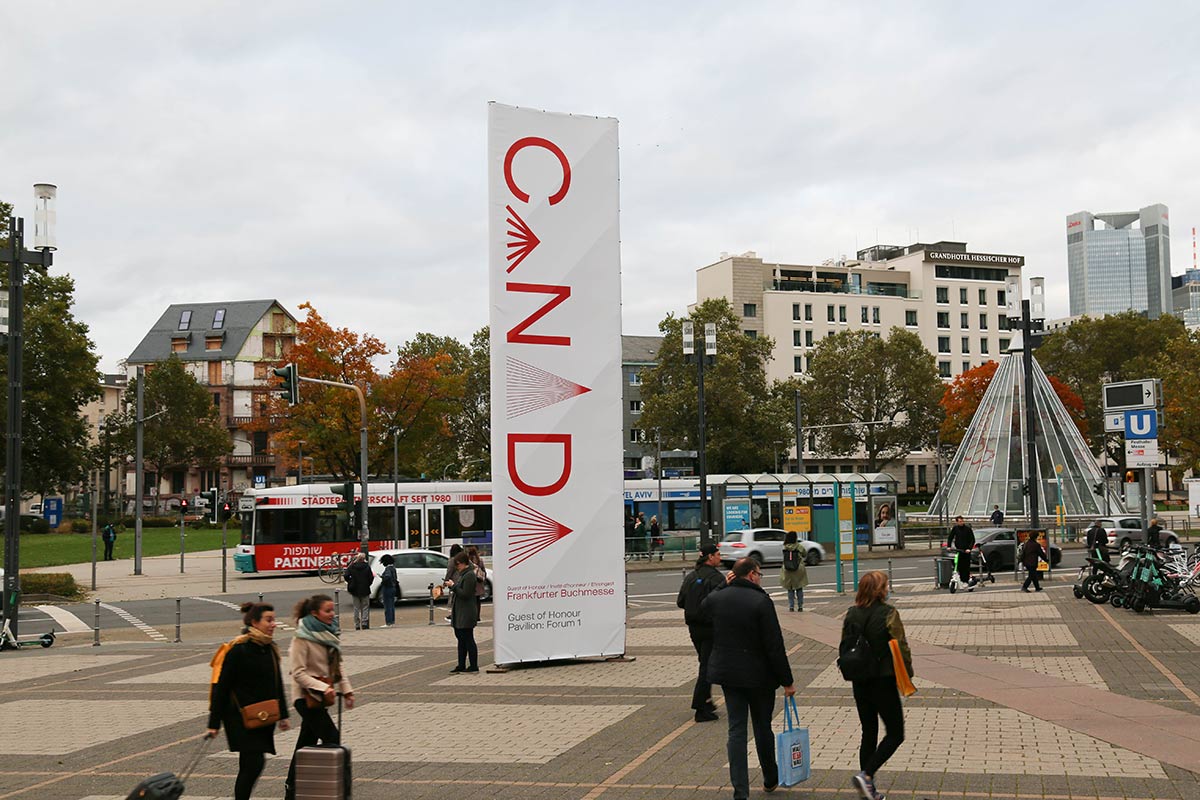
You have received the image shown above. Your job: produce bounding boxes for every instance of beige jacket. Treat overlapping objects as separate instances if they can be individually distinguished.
[288,636,353,705]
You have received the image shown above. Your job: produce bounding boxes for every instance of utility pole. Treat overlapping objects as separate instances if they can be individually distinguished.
[794,390,804,475]
[135,367,145,575]
[1020,300,1040,530]
[683,321,716,547]
[297,375,370,553]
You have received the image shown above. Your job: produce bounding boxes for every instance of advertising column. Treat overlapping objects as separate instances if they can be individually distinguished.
[488,103,625,663]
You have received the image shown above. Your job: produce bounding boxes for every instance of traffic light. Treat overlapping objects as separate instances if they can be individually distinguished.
[1125,471,1136,483]
[272,363,300,406]
[180,498,189,516]
[202,488,219,524]
[220,501,233,523]
[331,482,356,530]
[1021,481,1030,496]
[1092,482,1104,496]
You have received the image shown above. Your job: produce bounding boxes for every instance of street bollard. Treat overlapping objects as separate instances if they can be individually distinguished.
[334,589,340,625]
[174,598,182,643]
[258,592,264,604]
[428,583,435,625]
[93,599,101,647]
[888,558,893,588]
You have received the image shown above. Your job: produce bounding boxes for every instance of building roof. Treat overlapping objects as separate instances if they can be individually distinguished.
[127,299,292,364]
[622,334,662,364]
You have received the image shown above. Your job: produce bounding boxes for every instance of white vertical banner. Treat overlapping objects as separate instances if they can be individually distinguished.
[488,102,625,663]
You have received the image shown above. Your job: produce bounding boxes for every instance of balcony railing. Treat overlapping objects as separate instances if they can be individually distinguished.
[224,454,277,466]
[767,280,920,299]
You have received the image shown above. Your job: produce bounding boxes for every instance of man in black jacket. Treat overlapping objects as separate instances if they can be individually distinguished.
[677,544,726,722]
[946,516,975,583]
[344,553,374,630]
[1147,518,1164,549]
[1084,520,1109,564]
[701,558,795,800]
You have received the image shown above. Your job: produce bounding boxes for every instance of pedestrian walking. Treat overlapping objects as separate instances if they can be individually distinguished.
[780,531,809,612]
[101,522,117,561]
[344,553,373,630]
[989,505,1004,526]
[650,514,663,560]
[467,545,488,615]
[1021,533,1046,592]
[1084,519,1110,564]
[624,512,636,558]
[635,512,648,559]
[1147,518,1164,549]
[445,551,479,673]
[841,570,911,800]
[676,543,726,722]
[378,554,398,627]
[702,557,795,800]
[946,516,975,583]
[284,594,355,800]
[206,602,290,800]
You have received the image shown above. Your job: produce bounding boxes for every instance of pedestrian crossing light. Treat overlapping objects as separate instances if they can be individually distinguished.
[1125,471,1136,483]
[180,498,189,516]
[331,482,356,530]
[273,363,300,405]
[202,489,219,524]
[220,501,233,523]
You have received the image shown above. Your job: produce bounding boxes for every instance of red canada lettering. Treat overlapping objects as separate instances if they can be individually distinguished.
[506,282,571,346]
[508,433,571,496]
[504,137,571,206]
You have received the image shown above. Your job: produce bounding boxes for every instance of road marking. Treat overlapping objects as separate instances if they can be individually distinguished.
[33,605,90,633]
[98,602,169,642]
[188,596,294,629]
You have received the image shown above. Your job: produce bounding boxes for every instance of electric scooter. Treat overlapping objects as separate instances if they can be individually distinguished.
[947,547,993,593]
[0,618,55,651]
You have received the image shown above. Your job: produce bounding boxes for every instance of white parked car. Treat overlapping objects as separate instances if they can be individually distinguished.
[718,528,824,568]
[366,548,492,605]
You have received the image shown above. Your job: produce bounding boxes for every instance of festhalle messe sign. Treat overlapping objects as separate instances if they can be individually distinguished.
[488,103,625,664]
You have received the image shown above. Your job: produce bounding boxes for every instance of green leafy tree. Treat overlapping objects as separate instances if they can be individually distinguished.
[1154,331,1200,476]
[801,328,942,470]
[108,356,231,500]
[639,298,793,473]
[447,327,491,479]
[1036,311,1185,462]
[0,201,102,497]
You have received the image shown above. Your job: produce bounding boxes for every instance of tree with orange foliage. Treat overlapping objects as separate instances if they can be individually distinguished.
[939,360,1088,448]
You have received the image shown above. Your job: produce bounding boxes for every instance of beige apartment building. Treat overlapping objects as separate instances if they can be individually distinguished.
[695,241,1025,492]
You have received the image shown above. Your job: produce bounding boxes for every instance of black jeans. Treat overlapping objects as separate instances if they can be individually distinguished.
[852,676,905,777]
[1023,569,1043,590]
[103,540,114,560]
[235,750,265,800]
[721,685,777,800]
[688,627,714,710]
[285,698,340,797]
[454,627,478,669]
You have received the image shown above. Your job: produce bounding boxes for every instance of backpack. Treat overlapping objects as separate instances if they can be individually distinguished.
[837,607,883,681]
[783,548,801,572]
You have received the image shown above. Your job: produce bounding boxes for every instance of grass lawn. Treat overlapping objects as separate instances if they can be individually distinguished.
[17,526,233,569]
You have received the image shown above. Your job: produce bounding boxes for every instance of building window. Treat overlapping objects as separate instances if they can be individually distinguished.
[937,336,950,353]
[628,370,642,385]
[905,310,918,327]
[207,361,222,385]
[936,287,949,304]
[980,339,989,355]
[171,338,187,353]
[212,392,221,408]
[212,308,226,329]
[906,464,915,492]
[629,400,642,414]
[744,329,757,339]
[937,312,949,329]
[959,287,968,304]
[178,310,192,331]
[997,289,1007,306]
[979,314,988,330]
[629,429,641,443]
[861,306,869,324]
[793,356,803,374]
[1000,338,1010,352]
[743,303,757,318]
[999,316,1010,331]
[838,305,846,323]
[938,361,951,378]
[827,305,835,322]
[793,330,803,347]
[253,430,269,455]
[805,303,812,321]
[805,330,813,347]
[205,336,222,351]
[962,361,971,373]
[978,288,987,305]
[960,312,969,329]
[961,337,970,353]
[918,464,928,489]
[792,303,801,321]
[872,306,880,324]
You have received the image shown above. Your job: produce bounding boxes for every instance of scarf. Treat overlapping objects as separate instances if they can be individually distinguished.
[296,614,343,682]
[243,626,281,661]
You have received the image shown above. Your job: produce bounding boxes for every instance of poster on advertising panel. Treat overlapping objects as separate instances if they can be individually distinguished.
[488,103,625,664]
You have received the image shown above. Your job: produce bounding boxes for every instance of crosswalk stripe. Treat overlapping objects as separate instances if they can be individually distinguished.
[98,602,169,642]
[34,605,91,633]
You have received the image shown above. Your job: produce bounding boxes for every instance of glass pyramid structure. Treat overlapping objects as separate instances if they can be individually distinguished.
[929,339,1125,520]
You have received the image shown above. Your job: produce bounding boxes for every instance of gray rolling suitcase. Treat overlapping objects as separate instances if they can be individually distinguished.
[294,694,352,799]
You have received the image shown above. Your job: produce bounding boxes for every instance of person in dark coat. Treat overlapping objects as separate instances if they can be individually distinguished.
[344,552,373,630]
[1021,533,1046,592]
[101,522,117,560]
[842,571,912,800]
[676,543,726,722]
[207,602,290,800]
[1084,520,1110,564]
[1147,518,1164,549]
[701,557,795,800]
[946,516,975,583]
[445,551,479,672]
[989,505,1004,526]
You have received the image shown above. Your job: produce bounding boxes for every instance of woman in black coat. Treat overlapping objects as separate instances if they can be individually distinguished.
[207,602,290,800]
[1021,534,1047,592]
[445,551,479,673]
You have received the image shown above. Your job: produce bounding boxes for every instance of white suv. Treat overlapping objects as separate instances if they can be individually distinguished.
[718,528,824,568]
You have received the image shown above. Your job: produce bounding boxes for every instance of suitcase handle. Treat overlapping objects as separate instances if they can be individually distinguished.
[179,733,214,783]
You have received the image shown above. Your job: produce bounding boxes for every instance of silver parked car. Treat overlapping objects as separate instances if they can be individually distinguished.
[719,528,824,568]
[1097,517,1178,551]
[366,548,493,605]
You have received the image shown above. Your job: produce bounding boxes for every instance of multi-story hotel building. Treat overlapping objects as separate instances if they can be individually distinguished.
[694,241,1025,492]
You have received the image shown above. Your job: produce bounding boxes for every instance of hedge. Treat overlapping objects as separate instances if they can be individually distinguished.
[20,572,83,599]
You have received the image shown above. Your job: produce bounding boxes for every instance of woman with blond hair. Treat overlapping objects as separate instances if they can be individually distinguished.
[841,571,912,800]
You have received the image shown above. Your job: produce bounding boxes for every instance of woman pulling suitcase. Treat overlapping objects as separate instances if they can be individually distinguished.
[285,593,355,800]
[206,602,291,800]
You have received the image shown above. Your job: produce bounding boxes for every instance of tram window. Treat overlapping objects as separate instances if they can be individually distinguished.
[314,510,341,542]
[241,515,254,545]
[427,508,443,550]
[256,509,303,544]
[367,506,400,541]
[445,504,492,553]
[407,509,422,549]
[670,502,701,531]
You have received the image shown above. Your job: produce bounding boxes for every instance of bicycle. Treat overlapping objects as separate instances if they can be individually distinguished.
[318,551,356,584]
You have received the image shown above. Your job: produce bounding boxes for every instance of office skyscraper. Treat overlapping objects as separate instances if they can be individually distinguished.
[1066,204,1171,318]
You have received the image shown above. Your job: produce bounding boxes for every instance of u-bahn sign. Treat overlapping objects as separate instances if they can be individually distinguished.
[488,103,624,664]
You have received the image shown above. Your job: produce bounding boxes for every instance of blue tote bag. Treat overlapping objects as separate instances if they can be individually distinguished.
[776,695,810,785]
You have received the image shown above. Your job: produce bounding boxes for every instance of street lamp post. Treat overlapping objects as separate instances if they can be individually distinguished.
[2,184,57,640]
[297,440,305,484]
[683,321,716,546]
[654,427,663,542]
[393,429,400,544]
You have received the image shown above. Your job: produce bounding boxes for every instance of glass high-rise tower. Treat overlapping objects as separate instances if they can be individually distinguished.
[1066,204,1171,318]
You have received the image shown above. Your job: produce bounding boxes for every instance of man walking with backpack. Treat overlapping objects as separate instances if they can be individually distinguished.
[780,531,809,611]
[677,543,726,722]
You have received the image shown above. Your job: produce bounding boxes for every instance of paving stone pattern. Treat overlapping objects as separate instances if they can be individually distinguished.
[0,699,203,755]
[112,654,419,684]
[907,623,1078,647]
[430,655,696,688]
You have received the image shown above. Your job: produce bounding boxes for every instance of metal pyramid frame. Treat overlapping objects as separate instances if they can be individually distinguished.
[929,347,1125,520]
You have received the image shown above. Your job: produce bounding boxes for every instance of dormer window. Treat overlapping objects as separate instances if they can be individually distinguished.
[212,309,226,330]
[178,310,192,331]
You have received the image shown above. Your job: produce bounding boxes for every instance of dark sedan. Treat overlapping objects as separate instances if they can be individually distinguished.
[941,527,1063,572]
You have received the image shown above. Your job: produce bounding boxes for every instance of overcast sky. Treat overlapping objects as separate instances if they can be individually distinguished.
[3,2,1198,372]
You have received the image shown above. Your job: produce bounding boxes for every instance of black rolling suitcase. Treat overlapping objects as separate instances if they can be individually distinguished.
[294,693,352,799]
[126,734,211,800]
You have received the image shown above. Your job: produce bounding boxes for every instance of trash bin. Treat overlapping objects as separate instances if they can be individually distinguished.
[934,557,954,588]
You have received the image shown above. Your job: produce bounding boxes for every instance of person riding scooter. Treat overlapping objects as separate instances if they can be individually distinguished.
[946,516,975,584]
